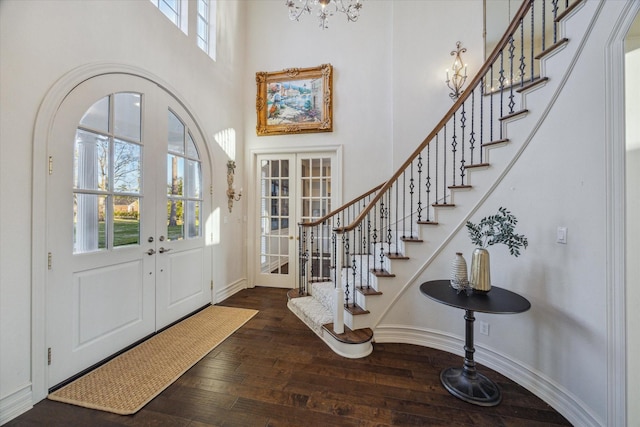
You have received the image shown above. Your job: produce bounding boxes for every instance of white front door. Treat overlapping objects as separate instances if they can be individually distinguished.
[46,74,211,387]
[255,152,336,288]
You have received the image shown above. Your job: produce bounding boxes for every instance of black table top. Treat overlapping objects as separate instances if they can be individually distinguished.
[420,280,531,314]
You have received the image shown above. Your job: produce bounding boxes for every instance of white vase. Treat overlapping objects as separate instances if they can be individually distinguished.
[470,247,491,293]
[450,252,469,290]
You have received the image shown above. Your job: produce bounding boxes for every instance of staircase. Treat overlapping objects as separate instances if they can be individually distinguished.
[288,0,588,358]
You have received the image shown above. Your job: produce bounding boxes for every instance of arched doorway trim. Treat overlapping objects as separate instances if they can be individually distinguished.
[31,62,214,402]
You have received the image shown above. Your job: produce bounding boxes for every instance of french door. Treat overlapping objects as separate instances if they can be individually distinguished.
[255,152,336,288]
[46,74,211,387]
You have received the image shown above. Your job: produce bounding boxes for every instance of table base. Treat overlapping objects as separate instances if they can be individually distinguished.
[440,367,502,407]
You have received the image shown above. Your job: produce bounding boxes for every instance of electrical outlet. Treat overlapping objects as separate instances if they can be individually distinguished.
[479,321,490,336]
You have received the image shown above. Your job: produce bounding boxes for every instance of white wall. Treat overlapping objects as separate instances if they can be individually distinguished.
[0,0,247,420]
[391,1,484,167]
[243,0,392,202]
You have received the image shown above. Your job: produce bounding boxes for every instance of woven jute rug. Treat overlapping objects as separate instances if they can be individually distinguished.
[48,305,258,415]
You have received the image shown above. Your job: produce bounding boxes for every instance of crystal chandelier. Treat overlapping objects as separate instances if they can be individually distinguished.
[286,0,364,29]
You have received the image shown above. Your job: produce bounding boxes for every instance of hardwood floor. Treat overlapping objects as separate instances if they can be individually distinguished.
[7,287,571,426]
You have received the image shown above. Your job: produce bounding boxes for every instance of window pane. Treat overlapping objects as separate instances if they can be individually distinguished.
[168,111,185,154]
[113,93,141,142]
[114,139,141,193]
[159,0,179,25]
[79,96,109,132]
[167,199,184,241]
[167,155,184,196]
[186,160,201,198]
[187,200,200,238]
[198,0,208,15]
[74,129,109,191]
[74,193,107,253]
[186,132,198,158]
[113,196,140,247]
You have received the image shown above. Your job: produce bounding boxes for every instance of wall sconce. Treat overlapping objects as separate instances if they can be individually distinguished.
[445,41,468,101]
[226,160,242,213]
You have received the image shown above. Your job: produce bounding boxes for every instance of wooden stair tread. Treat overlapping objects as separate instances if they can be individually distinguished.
[465,162,490,169]
[432,203,455,208]
[344,304,370,316]
[517,77,549,93]
[370,269,395,277]
[401,237,423,243]
[322,324,373,344]
[499,109,528,122]
[535,38,569,60]
[482,138,509,148]
[417,220,438,225]
[448,184,472,190]
[386,253,409,260]
[556,0,582,22]
[357,286,382,296]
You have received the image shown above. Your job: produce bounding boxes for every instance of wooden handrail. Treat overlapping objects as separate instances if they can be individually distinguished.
[334,0,537,233]
[299,181,385,228]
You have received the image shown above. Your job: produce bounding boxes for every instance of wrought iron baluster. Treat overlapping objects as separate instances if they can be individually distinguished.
[378,197,385,272]
[434,133,439,208]
[310,228,316,279]
[498,50,505,140]
[552,0,559,45]
[519,17,526,88]
[343,231,351,307]
[426,143,432,221]
[350,229,357,307]
[400,172,405,241]
[409,162,415,238]
[443,125,448,204]
[387,187,393,258]
[531,2,535,82]
[470,89,476,165]
[417,153,423,222]
[451,112,457,187]
[365,207,372,290]
[460,101,467,185]
[489,65,494,143]
[480,76,485,163]
[508,35,516,114]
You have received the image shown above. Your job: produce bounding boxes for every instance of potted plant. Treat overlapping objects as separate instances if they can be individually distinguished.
[465,207,528,292]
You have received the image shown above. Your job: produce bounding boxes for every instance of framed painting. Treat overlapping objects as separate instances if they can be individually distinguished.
[256,64,333,136]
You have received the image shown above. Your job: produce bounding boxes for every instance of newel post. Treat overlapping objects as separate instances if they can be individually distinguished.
[333,230,344,334]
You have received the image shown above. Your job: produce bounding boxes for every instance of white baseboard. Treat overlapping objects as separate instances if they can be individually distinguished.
[374,324,602,427]
[214,278,247,303]
[0,384,33,426]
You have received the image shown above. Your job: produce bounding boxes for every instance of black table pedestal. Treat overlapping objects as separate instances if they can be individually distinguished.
[439,309,501,406]
[440,367,501,406]
[420,281,530,407]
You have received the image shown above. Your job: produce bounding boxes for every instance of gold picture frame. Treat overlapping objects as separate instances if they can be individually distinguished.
[256,64,333,136]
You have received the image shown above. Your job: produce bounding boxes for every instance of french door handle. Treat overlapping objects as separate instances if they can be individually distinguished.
[146,249,156,255]
[159,247,172,254]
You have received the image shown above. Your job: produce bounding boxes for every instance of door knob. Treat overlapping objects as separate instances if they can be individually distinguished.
[146,249,156,255]
[159,247,172,254]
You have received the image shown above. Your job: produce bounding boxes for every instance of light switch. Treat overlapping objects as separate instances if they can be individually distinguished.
[556,226,567,244]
